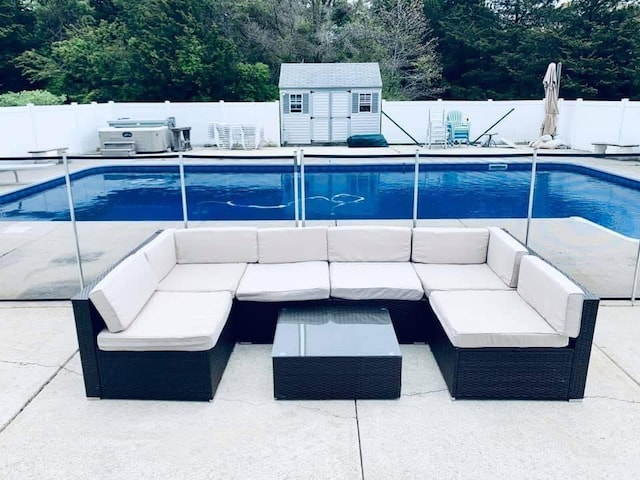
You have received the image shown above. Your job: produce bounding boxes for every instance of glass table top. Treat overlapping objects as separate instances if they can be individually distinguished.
[272,305,401,358]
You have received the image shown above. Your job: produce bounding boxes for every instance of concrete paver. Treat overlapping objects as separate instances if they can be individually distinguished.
[0,302,77,430]
[0,348,361,480]
[593,303,640,385]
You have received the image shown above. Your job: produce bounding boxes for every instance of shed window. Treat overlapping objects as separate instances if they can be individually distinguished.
[359,94,372,113]
[289,94,303,113]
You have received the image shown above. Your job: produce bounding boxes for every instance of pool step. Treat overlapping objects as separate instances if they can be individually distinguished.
[101,141,136,157]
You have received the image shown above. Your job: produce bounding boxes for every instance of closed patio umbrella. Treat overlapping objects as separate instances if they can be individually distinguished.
[541,62,561,137]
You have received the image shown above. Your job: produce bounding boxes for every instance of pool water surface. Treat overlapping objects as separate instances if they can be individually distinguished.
[0,163,638,238]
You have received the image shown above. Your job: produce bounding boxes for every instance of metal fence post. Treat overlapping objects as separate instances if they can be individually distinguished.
[179,153,189,228]
[632,240,640,304]
[300,149,306,227]
[412,148,420,227]
[293,150,299,227]
[525,149,538,246]
[63,154,85,289]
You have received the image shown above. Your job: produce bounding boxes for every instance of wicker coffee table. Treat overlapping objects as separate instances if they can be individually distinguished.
[272,305,402,400]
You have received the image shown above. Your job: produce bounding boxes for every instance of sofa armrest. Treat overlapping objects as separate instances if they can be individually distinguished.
[486,227,528,287]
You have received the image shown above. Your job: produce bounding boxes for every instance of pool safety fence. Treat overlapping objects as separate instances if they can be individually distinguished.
[525,149,538,246]
[1,151,639,301]
[63,153,85,290]
[179,153,189,229]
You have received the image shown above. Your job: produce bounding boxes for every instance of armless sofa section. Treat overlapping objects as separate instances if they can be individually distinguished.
[71,225,599,401]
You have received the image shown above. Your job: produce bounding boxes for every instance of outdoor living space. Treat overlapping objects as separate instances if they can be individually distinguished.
[3,0,640,473]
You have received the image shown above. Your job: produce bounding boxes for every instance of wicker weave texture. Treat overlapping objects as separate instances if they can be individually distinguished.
[274,356,401,400]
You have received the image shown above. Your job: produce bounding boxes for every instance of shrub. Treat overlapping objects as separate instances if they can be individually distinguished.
[0,90,66,107]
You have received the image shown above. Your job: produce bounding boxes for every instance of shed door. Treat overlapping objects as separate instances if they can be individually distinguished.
[311,91,350,143]
[330,92,350,142]
[311,92,330,143]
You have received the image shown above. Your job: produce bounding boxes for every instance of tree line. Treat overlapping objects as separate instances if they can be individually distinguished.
[1,0,639,104]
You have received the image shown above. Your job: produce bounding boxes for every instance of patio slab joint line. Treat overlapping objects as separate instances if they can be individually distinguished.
[402,388,448,397]
[583,395,640,405]
[594,343,640,389]
[355,400,365,480]
[0,348,79,436]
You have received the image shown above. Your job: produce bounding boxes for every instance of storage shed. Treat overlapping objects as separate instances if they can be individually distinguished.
[279,63,382,145]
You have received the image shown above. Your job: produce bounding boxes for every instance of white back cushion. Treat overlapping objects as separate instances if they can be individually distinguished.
[140,229,176,281]
[517,256,584,337]
[89,253,158,333]
[486,227,529,287]
[412,227,489,264]
[174,227,258,264]
[258,226,328,263]
[328,226,411,262]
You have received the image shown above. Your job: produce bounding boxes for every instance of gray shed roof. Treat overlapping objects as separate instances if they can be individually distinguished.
[279,63,382,89]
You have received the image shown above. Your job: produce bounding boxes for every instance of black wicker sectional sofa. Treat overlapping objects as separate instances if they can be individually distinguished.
[71,225,599,401]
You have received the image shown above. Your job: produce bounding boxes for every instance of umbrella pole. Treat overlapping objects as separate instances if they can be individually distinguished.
[556,62,562,92]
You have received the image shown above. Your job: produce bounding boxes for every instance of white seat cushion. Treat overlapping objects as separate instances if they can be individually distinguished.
[413,263,511,296]
[174,227,258,263]
[258,226,328,263]
[140,229,177,281]
[89,253,158,333]
[487,227,528,288]
[517,256,584,337]
[412,227,489,264]
[330,262,424,301]
[429,290,569,348]
[328,226,411,262]
[97,291,232,352]
[157,263,247,294]
[236,261,330,302]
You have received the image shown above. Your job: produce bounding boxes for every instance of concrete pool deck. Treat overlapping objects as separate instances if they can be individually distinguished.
[1,300,640,479]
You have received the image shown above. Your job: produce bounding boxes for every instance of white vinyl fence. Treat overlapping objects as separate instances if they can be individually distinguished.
[0,98,638,156]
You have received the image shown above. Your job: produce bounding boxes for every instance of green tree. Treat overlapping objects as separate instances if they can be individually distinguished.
[18,21,135,102]
[18,0,241,102]
[428,0,503,99]
[0,0,35,92]
[30,0,96,43]
[371,0,442,99]
[230,62,278,101]
[555,0,640,99]
[429,0,640,100]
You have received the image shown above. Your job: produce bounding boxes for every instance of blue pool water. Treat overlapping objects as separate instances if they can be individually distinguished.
[1,163,639,238]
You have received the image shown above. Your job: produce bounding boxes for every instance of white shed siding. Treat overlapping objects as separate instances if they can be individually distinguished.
[282,115,311,144]
[281,91,311,144]
[351,114,380,135]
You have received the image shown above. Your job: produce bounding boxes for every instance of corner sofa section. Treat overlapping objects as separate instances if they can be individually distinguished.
[71,225,599,402]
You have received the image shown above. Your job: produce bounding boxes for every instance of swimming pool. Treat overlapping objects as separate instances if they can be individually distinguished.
[1,163,639,238]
